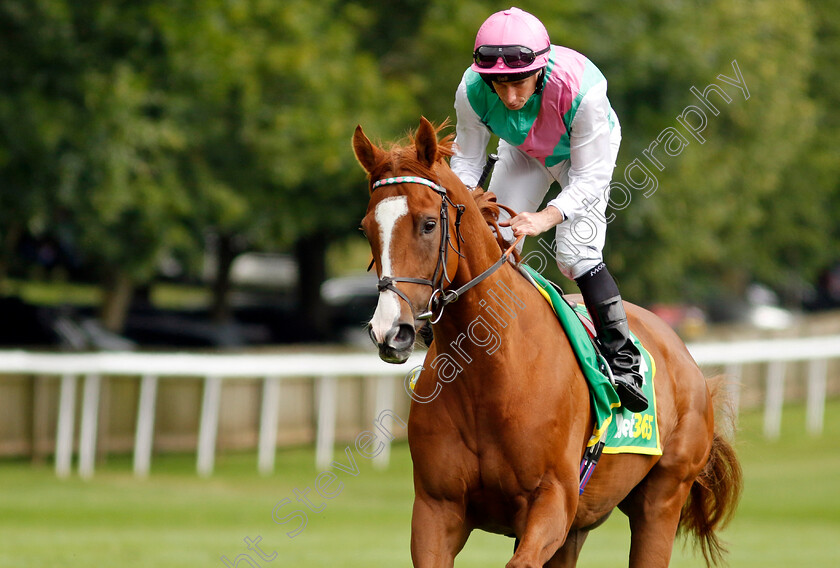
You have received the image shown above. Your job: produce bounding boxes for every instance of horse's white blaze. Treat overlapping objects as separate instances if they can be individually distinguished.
[370,196,408,342]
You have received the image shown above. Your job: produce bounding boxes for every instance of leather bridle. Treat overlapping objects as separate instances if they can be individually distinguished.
[369,175,521,324]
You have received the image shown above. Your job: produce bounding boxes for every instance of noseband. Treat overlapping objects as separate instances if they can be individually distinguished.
[370,175,520,324]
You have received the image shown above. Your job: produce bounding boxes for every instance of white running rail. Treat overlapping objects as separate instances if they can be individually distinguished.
[0,334,838,478]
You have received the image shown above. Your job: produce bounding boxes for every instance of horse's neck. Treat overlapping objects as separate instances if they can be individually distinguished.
[445,187,505,286]
[431,172,539,335]
[433,192,568,381]
[437,202,534,343]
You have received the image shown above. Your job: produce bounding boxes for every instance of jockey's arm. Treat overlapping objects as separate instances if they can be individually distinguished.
[451,77,492,188]
[546,80,615,225]
[498,206,564,236]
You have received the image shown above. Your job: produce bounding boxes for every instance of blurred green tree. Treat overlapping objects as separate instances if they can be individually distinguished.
[402,0,825,309]
[1,0,415,337]
[159,0,416,335]
[0,1,71,285]
[0,0,190,330]
[579,0,818,306]
[2,0,838,343]
[752,0,840,305]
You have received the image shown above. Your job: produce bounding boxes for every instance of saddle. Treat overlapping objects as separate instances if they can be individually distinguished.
[517,265,661,494]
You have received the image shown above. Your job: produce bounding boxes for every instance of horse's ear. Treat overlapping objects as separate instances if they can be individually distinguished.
[415,116,438,167]
[353,125,384,176]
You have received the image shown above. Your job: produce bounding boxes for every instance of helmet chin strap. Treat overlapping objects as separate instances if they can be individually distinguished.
[535,68,546,94]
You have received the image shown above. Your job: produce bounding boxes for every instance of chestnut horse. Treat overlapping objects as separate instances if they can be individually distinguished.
[353,117,741,568]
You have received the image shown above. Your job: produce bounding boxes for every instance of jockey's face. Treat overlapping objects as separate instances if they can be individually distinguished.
[492,74,539,111]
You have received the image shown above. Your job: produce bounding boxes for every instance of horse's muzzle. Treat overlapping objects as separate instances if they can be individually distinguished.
[369,322,416,364]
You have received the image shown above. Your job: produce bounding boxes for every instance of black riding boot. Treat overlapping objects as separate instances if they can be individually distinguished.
[576,263,648,413]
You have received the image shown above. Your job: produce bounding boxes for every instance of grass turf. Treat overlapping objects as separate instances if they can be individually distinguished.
[1,401,839,567]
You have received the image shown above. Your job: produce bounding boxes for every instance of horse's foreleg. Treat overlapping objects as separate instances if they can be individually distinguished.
[543,528,590,568]
[506,483,576,568]
[410,495,470,568]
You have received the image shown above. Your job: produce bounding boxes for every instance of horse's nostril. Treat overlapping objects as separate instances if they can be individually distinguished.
[367,324,377,345]
[396,323,416,346]
[387,323,416,351]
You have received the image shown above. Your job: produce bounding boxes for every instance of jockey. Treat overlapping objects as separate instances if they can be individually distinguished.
[450,7,648,412]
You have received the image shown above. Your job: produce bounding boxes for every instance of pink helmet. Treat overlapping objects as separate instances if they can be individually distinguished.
[471,7,551,75]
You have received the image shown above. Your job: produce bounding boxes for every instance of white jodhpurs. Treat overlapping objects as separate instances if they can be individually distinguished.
[488,125,621,280]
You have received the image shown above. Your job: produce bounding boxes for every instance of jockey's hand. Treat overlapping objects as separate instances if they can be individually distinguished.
[498,207,565,237]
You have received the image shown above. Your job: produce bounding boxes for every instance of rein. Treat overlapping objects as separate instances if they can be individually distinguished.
[370,175,522,324]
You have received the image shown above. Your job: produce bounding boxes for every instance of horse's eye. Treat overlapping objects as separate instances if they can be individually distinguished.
[422,219,437,234]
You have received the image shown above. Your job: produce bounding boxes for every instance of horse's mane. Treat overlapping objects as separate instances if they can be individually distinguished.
[366,120,456,183]
[369,119,520,262]
[470,188,522,263]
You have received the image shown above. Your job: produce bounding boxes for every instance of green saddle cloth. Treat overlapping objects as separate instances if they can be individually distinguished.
[520,265,660,455]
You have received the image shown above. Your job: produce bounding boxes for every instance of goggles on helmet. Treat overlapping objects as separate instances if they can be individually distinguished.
[472,44,550,70]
